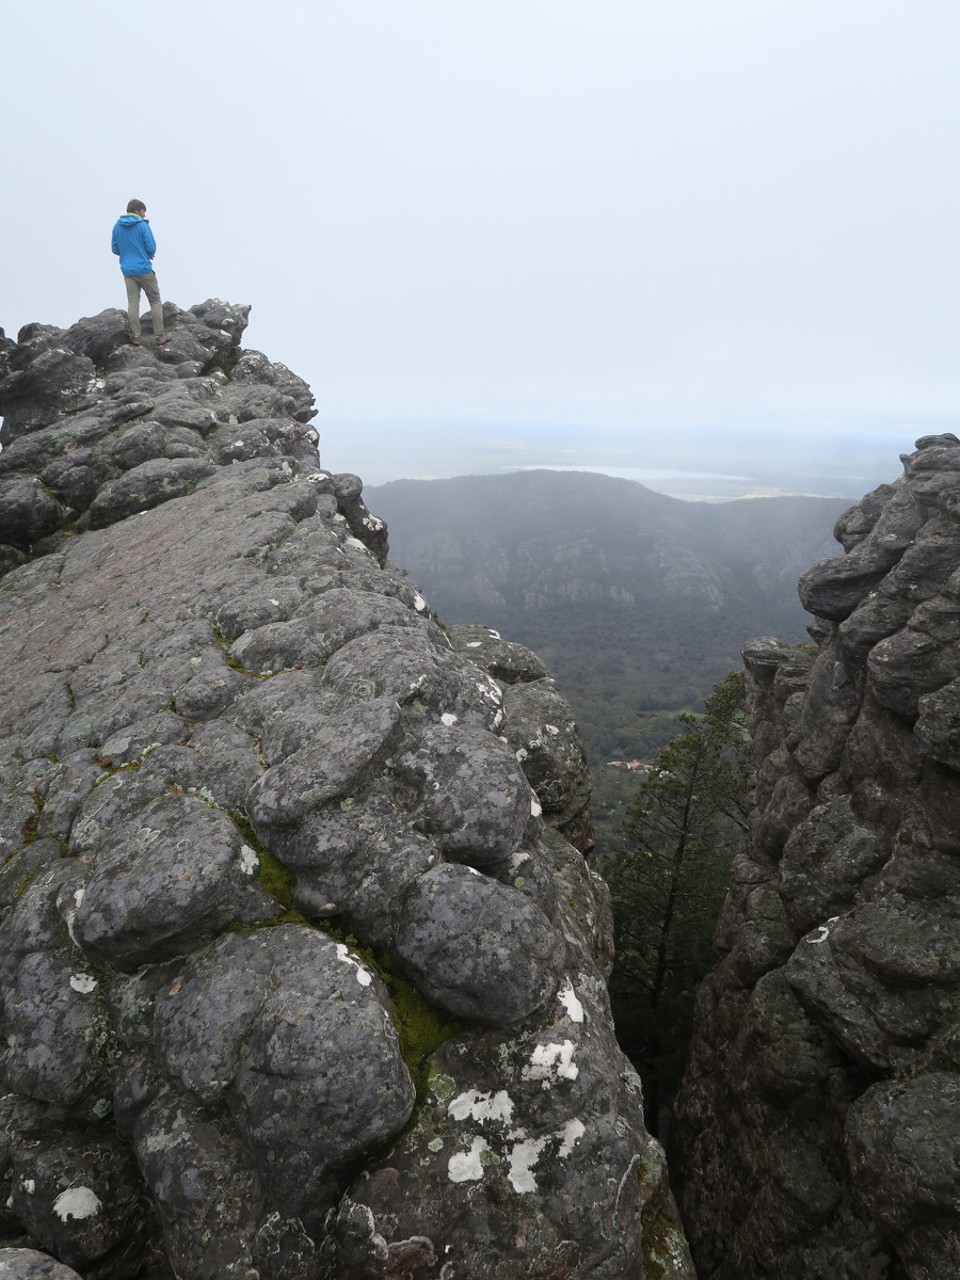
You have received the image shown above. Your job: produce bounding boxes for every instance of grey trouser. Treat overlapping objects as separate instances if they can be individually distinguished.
[124,272,164,339]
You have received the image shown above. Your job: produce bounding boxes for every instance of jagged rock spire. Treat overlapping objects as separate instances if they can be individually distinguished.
[677,433,960,1279]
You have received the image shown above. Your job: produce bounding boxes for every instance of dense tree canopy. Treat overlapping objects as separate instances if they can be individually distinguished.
[606,671,751,1132]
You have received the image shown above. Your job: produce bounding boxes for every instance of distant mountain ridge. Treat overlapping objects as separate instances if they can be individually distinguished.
[368,470,850,759]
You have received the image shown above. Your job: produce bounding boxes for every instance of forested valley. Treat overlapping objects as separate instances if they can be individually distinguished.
[370,468,846,851]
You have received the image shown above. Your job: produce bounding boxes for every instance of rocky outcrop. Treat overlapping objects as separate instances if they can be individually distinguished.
[447,624,595,855]
[676,434,960,1279]
[0,305,693,1278]
[0,1249,83,1279]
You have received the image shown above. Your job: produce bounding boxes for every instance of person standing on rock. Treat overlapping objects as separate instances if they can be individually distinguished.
[111,200,169,347]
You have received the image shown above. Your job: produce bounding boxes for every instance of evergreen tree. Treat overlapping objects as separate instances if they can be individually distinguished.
[607,670,751,1132]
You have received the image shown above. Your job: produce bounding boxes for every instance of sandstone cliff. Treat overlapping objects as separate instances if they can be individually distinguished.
[0,304,694,1279]
[677,434,960,1278]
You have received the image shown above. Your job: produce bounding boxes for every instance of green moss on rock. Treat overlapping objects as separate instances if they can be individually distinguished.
[385,975,465,1099]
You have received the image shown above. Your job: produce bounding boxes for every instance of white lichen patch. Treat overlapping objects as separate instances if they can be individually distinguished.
[475,1116,589,1195]
[53,1186,102,1222]
[522,1040,579,1086]
[61,887,85,945]
[448,1089,514,1126]
[806,915,840,945]
[515,747,528,762]
[335,943,373,987]
[558,1118,586,1157]
[507,1136,547,1193]
[21,1179,35,1195]
[474,677,504,711]
[487,630,501,639]
[448,1136,489,1183]
[530,795,543,818]
[441,712,459,726]
[239,845,259,876]
[558,979,585,1024]
[465,641,482,648]
[141,1117,187,1154]
[70,973,98,995]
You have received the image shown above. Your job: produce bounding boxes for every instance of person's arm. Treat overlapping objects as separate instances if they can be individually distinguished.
[111,227,119,256]
[141,223,157,259]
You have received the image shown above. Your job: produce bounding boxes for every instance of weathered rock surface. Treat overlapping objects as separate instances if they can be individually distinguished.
[0,1249,83,1279]
[0,305,692,1278]
[447,624,595,853]
[676,433,960,1279]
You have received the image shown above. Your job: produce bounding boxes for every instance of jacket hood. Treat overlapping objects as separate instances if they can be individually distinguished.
[117,214,147,224]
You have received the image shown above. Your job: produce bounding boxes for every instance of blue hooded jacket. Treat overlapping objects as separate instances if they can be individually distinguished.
[111,214,157,277]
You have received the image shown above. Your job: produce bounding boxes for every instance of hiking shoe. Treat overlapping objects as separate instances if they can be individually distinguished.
[130,338,142,346]
[156,335,170,346]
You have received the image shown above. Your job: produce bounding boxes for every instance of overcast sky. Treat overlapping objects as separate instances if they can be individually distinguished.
[4,1,960,485]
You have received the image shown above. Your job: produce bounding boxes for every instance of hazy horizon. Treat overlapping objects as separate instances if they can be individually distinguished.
[5,2,960,479]
[333,415,921,502]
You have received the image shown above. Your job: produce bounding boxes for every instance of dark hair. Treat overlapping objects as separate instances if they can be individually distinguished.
[126,199,147,215]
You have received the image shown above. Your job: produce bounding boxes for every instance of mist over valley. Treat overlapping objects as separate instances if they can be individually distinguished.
[368,468,851,793]
[327,417,914,500]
